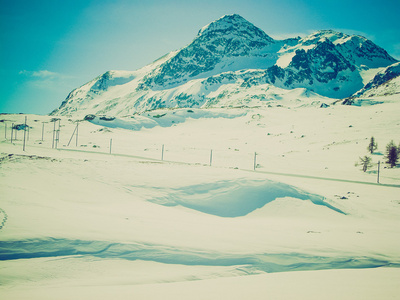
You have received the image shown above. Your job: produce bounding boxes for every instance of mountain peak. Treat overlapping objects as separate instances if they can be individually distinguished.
[301,30,347,45]
[138,14,276,88]
[197,14,274,43]
[198,14,246,35]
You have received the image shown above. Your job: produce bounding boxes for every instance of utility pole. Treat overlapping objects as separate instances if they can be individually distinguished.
[67,121,80,147]
[11,123,14,143]
[161,144,164,161]
[76,121,79,147]
[4,122,7,140]
[52,120,56,148]
[253,152,257,171]
[68,123,77,146]
[210,149,213,166]
[23,116,27,151]
[377,161,380,184]
[110,138,113,154]
[41,122,45,141]
[58,119,61,142]
[55,119,61,148]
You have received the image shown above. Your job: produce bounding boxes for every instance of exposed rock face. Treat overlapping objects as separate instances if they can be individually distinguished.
[360,62,400,93]
[343,62,400,104]
[140,14,276,89]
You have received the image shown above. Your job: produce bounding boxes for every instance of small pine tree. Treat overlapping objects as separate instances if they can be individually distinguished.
[386,140,399,168]
[367,136,378,154]
[359,156,372,172]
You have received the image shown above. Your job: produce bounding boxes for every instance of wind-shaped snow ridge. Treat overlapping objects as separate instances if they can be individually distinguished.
[150,179,345,218]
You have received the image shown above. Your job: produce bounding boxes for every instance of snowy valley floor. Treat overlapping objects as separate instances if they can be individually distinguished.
[1,101,400,299]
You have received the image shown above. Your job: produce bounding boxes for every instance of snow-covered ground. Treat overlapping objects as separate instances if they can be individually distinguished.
[1,98,399,299]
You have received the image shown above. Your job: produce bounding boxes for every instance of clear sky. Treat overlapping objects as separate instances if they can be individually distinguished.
[1,0,399,115]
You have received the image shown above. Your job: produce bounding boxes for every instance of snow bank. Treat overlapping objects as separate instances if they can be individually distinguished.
[87,108,247,131]
[150,179,344,217]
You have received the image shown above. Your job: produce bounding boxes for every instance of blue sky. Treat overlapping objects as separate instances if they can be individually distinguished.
[1,0,399,115]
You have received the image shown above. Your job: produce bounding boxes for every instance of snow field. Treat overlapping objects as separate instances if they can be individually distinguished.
[0,101,399,299]
[2,101,398,185]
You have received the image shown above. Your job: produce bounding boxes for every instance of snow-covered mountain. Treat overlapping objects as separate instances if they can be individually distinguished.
[51,14,398,117]
[343,62,400,105]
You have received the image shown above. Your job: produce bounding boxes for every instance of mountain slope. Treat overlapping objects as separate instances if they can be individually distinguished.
[51,15,398,117]
[342,62,400,105]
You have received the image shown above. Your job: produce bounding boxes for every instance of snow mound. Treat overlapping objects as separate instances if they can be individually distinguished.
[86,108,247,130]
[151,179,344,217]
